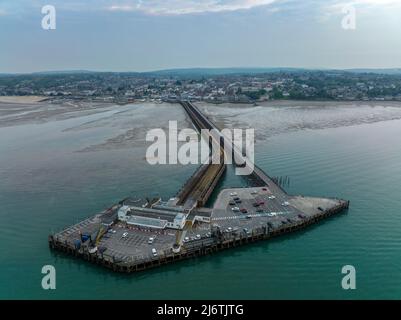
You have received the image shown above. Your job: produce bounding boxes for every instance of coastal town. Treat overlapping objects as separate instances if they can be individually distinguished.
[1,69,401,104]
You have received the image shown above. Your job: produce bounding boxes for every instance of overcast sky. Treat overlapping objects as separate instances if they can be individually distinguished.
[1,0,401,73]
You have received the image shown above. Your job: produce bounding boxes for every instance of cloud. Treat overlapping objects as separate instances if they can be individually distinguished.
[325,0,401,15]
[107,0,278,15]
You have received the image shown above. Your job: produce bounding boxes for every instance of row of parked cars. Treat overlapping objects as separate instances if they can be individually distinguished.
[228,190,268,215]
[228,189,292,219]
[183,232,211,243]
[223,226,252,236]
[229,193,247,214]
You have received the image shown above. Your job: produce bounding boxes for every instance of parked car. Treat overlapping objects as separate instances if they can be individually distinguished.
[229,200,236,205]
[122,232,128,238]
[148,237,154,244]
[241,208,248,213]
[230,192,238,196]
[151,248,157,256]
[232,207,240,212]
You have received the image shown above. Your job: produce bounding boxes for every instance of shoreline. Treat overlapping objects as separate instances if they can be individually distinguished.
[2,95,401,107]
[0,95,49,104]
[199,99,401,108]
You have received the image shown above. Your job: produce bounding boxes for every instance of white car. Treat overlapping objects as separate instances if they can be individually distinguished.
[122,232,128,238]
[152,248,157,257]
[251,190,258,195]
[148,237,154,244]
[232,207,240,212]
[230,192,238,196]
[268,195,276,200]
[196,234,201,240]
[184,237,189,242]
[282,201,290,206]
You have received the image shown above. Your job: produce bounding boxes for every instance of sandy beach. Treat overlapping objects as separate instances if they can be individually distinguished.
[0,96,47,104]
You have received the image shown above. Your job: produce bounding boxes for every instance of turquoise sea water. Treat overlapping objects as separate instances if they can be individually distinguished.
[1,103,401,299]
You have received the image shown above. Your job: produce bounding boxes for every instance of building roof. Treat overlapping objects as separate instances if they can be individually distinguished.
[128,209,177,223]
[118,203,189,229]
[125,215,168,229]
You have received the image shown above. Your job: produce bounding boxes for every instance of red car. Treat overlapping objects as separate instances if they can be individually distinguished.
[241,208,248,213]
[258,201,265,205]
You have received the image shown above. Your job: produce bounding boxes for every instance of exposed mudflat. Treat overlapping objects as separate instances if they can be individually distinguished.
[197,100,401,142]
[2,99,401,153]
[0,100,114,127]
[0,101,192,153]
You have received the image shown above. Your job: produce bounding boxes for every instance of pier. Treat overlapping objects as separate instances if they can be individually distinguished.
[48,100,350,273]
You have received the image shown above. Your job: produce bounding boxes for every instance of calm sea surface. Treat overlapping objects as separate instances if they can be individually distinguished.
[1,102,401,299]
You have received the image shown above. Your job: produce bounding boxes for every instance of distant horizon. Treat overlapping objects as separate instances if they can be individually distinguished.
[2,66,401,76]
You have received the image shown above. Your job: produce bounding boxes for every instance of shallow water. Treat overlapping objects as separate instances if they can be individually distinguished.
[1,101,401,299]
